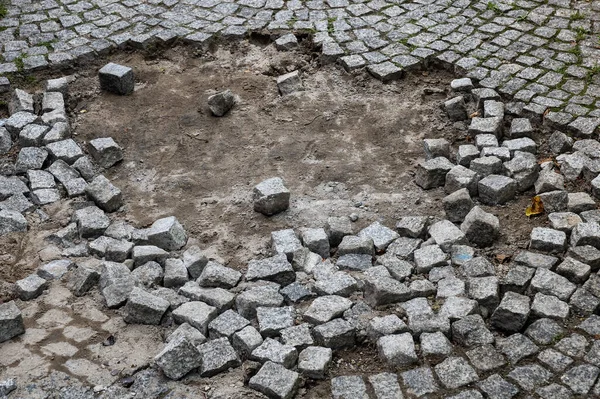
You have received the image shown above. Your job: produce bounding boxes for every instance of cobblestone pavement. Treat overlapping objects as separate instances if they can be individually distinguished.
[2,0,600,131]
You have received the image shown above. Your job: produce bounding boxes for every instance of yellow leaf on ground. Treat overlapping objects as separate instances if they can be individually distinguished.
[525,195,545,217]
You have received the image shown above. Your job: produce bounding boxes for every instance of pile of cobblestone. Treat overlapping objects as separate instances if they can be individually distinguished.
[3,61,600,399]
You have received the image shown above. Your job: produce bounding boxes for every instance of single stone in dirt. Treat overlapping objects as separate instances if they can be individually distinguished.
[145,216,187,251]
[460,206,499,247]
[207,89,236,117]
[251,337,298,367]
[154,335,202,380]
[46,76,69,94]
[197,260,241,289]
[478,174,517,205]
[435,357,479,389]
[423,138,450,160]
[166,322,206,346]
[249,361,299,399]
[15,274,48,300]
[490,291,530,333]
[99,62,135,95]
[529,227,567,254]
[198,337,241,377]
[415,157,454,189]
[232,325,264,358]
[443,188,474,223]
[124,287,169,325]
[236,284,284,319]
[277,70,303,96]
[275,33,298,50]
[0,209,27,235]
[253,177,290,216]
[298,346,331,379]
[303,295,352,324]
[69,266,100,296]
[87,137,123,168]
[445,96,468,121]
[377,332,418,367]
[172,301,217,335]
[85,175,123,212]
[0,301,25,343]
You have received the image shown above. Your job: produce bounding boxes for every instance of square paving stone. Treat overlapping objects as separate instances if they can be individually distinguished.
[466,344,507,371]
[477,374,519,399]
[496,333,539,364]
[507,364,552,391]
[434,357,479,389]
[249,361,299,399]
[400,367,439,397]
[538,348,574,373]
[331,375,369,399]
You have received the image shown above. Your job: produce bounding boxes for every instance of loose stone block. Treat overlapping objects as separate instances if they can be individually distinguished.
[232,325,263,358]
[358,221,398,251]
[548,131,573,154]
[466,345,506,372]
[236,284,284,319]
[445,96,468,121]
[131,261,163,287]
[434,357,479,389]
[207,90,235,117]
[4,112,38,138]
[428,219,468,252]
[88,137,123,168]
[571,221,600,249]
[556,257,591,283]
[325,216,353,247]
[0,127,11,155]
[423,138,450,160]
[46,139,84,164]
[414,244,448,273]
[38,259,72,280]
[530,227,567,254]
[277,71,303,96]
[271,229,303,261]
[197,261,241,289]
[257,306,294,337]
[367,315,408,342]
[451,77,473,92]
[303,295,353,324]
[396,216,428,239]
[496,333,539,364]
[513,251,558,269]
[99,62,134,95]
[421,331,453,361]
[440,296,479,321]
[46,77,69,95]
[568,192,596,213]
[155,335,202,380]
[401,367,439,397]
[469,117,502,138]
[548,212,581,233]
[315,271,357,297]
[251,338,298,367]
[42,91,65,113]
[531,292,569,321]
[15,274,48,300]
[363,275,411,306]
[504,151,539,192]
[0,301,25,343]
[178,283,234,311]
[299,227,330,258]
[249,361,299,399]
[254,177,290,216]
[509,118,533,138]
[10,89,34,114]
[124,287,169,325]
[415,157,454,189]
[451,314,494,347]
[490,291,530,332]
[182,245,208,279]
[313,318,355,349]
[280,323,314,348]
[470,156,503,177]
[483,100,504,119]
[467,276,499,311]
[535,168,564,194]
[247,254,295,286]
[132,245,168,267]
[198,337,241,377]
[336,254,372,271]
[19,123,49,147]
[31,188,60,205]
[475,134,499,150]
[460,206,500,247]
[337,235,374,256]
[526,318,565,345]
[163,258,188,288]
[460,257,495,277]
[85,175,123,212]
[146,216,187,251]
[530,268,576,301]
[72,156,97,182]
[456,144,480,167]
[0,209,28,235]
[298,346,331,379]
[68,266,100,296]
[166,322,206,347]
[377,333,417,367]
[502,137,537,156]
[275,33,298,50]
[369,373,403,399]
[437,277,466,298]
[478,175,517,205]
[172,301,217,335]
[281,282,314,304]
[445,165,479,196]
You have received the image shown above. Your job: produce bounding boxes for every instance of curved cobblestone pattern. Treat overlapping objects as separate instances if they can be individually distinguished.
[1,0,600,132]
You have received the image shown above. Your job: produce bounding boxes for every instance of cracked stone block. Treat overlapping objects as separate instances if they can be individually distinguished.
[87,137,123,169]
[456,144,480,167]
[548,212,581,233]
[123,287,169,325]
[46,139,83,164]
[99,62,134,95]
[396,216,428,239]
[313,318,355,349]
[478,175,517,205]
[358,221,398,251]
[561,364,600,395]
[155,335,202,380]
[299,227,330,258]
[0,301,24,343]
[277,71,303,96]
[166,322,206,347]
[132,245,168,266]
[257,306,294,337]
[478,374,518,399]
[163,258,188,289]
[526,318,565,345]
[452,314,494,347]
[253,177,290,216]
[325,216,353,247]
[131,261,163,287]
[377,332,417,367]
[531,292,569,321]
[172,301,217,335]
[445,96,468,121]
[249,361,299,399]
[556,257,591,283]
[198,337,240,377]
[280,323,314,348]
[429,219,468,252]
[470,156,503,177]
[496,333,539,364]
[423,138,450,160]
[460,206,499,247]
[445,166,478,197]
[236,284,284,319]
[38,259,72,280]
[367,315,408,342]
[415,157,454,189]
[568,192,596,213]
[460,257,495,277]
[530,268,576,301]
[571,221,600,249]
[363,275,410,306]
[435,357,478,389]
[491,292,530,332]
[469,117,502,138]
[507,364,552,391]
[466,345,506,371]
[68,266,100,296]
[401,367,439,397]
[18,124,49,147]
[272,229,303,261]
[337,235,374,256]
[232,325,263,358]
[85,175,123,212]
[530,227,567,254]
[251,337,298,367]
[16,274,48,300]
[197,260,241,289]
[414,244,447,273]
[207,90,235,117]
[504,151,539,192]
[421,331,453,362]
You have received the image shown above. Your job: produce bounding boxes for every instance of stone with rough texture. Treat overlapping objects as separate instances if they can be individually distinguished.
[0,209,27,236]
[154,335,201,380]
[208,90,235,116]
[491,292,530,333]
[198,337,241,377]
[377,333,417,367]
[254,177,290,216]
[277,71,303,96]
[0,301,24,343]
[99,62,134,95]
[172,301,217,335]
[434,357,479,389]
[460,206,499,247]
[85,175,123,212]
[88,137,123,168]
[124,287,169,325]
[249,361,299,399]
